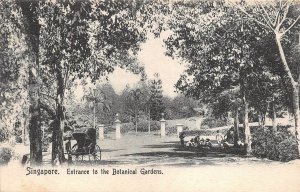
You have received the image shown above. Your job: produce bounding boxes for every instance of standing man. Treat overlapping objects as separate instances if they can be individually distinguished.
[179,131,187,147]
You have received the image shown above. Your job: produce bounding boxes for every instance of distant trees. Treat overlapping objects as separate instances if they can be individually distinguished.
[127,88,145,132]
[163,95,199,119]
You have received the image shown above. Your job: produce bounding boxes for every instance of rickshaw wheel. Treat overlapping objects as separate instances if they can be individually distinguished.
[91,145,101,161]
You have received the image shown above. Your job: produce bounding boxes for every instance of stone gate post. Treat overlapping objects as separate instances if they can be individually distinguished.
[115,113,121,139]
[98,124,104,140]
[160,113,166,137]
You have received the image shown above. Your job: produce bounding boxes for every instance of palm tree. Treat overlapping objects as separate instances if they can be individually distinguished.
[82,87,111,129]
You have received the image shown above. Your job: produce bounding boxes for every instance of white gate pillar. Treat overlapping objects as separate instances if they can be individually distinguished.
[160,113,166,137]
[115,113,121,139]
[98,124,104,140]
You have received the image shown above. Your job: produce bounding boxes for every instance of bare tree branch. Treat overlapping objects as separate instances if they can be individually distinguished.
[277,3,290,30]
[273,10,281,27]
[275,33,297,85]
[279,0,283,8]
[282,14,300,35]
[235,4,274,31]
[256,0,274,28]
[282,0,290,9]
[260,11,275,29]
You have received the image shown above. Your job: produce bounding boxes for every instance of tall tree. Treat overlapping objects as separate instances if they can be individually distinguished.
[0,2,29,144]
[149,73,165,121]
[236,0,300,154]
[39,1,93,163]
[17,0,43,165]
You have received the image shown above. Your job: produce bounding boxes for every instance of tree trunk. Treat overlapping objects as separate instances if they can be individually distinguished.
[275,33,300,155]
[233,109,239,147]
[52,62,66,164]
[21,115,27,145]
[148,110,151,133]
[243,95,251,155]
[271,101,277,132]
[28,64,43,165]
[135,110,138,132]
[262,110,267,129]
[18,1,42,165]
[93,95,96,129]
[292,85,300,154]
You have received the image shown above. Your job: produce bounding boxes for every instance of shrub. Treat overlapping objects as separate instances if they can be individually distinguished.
[137,121,160,132]
[201,117,227,129]
[0,128,9,142]
[15,136,22,143]
[0,147,13,165]
[251,128,299,162]
[42,134,52,152]
[120,123,135,133]
[166,126,189,136]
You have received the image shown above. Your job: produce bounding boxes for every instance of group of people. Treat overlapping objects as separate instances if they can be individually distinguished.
[179,132,213,148]
[179,130,232,149]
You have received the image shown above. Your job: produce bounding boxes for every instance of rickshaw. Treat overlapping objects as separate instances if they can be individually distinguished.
[66,128,101,161]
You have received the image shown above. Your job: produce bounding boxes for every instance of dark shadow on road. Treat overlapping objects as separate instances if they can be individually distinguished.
[101,149,125,152]
[174,146,247,156]
[142,144,180,149]
[121,151,232,159]
[69,160,130,166]
[141,142,246,158]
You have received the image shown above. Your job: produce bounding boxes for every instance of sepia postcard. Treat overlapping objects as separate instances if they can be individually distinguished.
[0,0,300,191]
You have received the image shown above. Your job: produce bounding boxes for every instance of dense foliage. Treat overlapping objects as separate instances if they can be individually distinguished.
[252,128,299,162]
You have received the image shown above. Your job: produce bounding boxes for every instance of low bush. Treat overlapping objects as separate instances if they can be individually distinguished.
[42,135,52,152]
[15,136,22,143]
[251,129,299,162]
[0,128,9,142]
[0,147,13,165]
[181,128,229,137]
[201,117,228,129]
[166,126,189,136]
[137,121,160,132]
[120,123,134,133]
